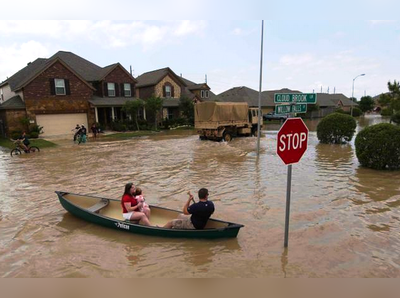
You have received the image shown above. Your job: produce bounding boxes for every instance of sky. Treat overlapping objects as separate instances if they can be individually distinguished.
[0,1,399,99]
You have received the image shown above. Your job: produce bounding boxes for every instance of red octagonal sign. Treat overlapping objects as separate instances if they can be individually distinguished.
[277,118,309,165]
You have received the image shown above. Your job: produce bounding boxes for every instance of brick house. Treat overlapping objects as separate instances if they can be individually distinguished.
[135,67,215,120]
[0,51,137,137]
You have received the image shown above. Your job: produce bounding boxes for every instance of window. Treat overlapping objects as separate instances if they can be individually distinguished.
[167,108,174,119]
[165,85,171,98]
[124,83,131,97]
[201,90,204,98]
[0,88,3,102]
[55,79,66,95]
[205,90,209,98]
[108,83,115,97]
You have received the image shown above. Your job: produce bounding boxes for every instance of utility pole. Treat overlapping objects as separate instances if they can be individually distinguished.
[256,20,264,156]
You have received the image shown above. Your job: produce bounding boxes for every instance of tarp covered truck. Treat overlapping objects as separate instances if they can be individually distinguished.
[195,102,261,141]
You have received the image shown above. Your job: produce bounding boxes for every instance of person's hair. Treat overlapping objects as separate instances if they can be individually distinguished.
[135,187,142,196]
[198,188,209,199]
[123,183,135,196]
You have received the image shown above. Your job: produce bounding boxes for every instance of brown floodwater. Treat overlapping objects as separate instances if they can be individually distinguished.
[0,114,399,277]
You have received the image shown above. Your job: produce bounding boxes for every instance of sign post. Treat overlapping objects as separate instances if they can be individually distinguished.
[276,117,309,247]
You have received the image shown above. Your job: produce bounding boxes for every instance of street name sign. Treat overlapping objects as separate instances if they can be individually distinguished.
[274,93,317,104]
[275,104,307,114]
[277,118,309,165]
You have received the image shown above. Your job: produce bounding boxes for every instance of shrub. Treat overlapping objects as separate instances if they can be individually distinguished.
[29,131,39,138]
[355,123,400,170]
[381,108,393,116]
[29,124,43,135]
[10,130,22,140]
[110,120,127,132]
[390,112,400,125]
[335,108,346,114]
[352,107,363,117]
[317,113,357,144]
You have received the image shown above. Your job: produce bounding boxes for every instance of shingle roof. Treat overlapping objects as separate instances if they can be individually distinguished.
[0,95,26,110]
[316,93,357,107]
[5,51,133,92]
[6,58,48,91]
[162,98,180,107]
[216,86,302,107]
[89,96,138,107]
[136,67,187,88]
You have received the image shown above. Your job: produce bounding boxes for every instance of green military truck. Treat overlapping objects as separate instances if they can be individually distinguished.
[195,102,261,141]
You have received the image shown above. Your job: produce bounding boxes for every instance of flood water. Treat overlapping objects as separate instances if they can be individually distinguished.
[1,114,399,277]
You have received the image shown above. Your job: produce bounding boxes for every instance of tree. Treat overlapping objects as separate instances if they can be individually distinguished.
[358,96,375,112]
[178,96,195,125]
[123,99,144,131]
[145,95,164,130]
[378,80,400,113]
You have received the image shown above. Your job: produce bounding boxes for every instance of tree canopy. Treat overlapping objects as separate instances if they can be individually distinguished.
[379,80,400,113]
[358,96,375,112]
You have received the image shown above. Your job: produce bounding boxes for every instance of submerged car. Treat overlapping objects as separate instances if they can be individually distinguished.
[263,112,288,121]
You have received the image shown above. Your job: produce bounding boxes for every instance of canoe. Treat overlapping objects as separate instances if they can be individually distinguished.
[56,191,244,239]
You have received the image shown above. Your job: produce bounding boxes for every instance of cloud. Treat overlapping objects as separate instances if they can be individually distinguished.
[369,20,397,25]
[0,20,208,51]
[0,41,50,82]
[231,27,256,36]
[279,54,314,66]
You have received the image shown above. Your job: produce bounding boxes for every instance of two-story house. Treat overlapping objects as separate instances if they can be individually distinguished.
[135,67,213,121]
[0,51,137,137]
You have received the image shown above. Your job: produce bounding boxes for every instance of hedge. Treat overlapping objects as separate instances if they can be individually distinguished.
[317,113,357,144]
[355,123,400,170]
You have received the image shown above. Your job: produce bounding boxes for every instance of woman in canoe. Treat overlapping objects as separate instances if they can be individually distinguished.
[121,183,151,226]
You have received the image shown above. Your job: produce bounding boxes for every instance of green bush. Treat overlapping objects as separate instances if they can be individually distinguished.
[352,107,363,117]
[29,131,39,138]
[163,117,188,129]
[390,112,400,124]
[110,120,127,132]
[10,130,22,140]
[335,108,346,114]
[355,123,400,170]
[381,108,393,116]
[29,124,43,135]
[317,113,357,144]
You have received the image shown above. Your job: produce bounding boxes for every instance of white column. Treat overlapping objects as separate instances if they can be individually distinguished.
[143,107,147,120]
[111,107,115,120]
[95,107,99,123]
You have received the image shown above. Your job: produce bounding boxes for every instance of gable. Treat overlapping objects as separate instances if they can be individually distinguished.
[104,65,136,83]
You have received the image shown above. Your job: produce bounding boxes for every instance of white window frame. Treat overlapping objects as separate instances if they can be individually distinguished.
[205,90,209,98]
[124,83,131,97]
[0,88,3,102]
[201,90,205,98]
[55,79,66,95]
[165,85,171,98]
[108,83,115,97]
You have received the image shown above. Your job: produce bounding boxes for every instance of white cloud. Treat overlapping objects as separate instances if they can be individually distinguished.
[369,20,397,25]
[174,21,207,36]
[231,27,256,36]
[0,21,208,51]
[0,41,50,82]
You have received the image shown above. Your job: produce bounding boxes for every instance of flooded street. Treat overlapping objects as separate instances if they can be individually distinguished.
[1,114,400,277]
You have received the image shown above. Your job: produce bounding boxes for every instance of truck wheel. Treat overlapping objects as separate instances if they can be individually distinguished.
[223,132,232,142]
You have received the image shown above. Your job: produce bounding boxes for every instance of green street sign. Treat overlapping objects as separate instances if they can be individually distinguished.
[275,104,307,114]
[274,93,317,104]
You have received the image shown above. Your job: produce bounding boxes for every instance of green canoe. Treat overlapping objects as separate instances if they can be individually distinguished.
[56,191,244,239]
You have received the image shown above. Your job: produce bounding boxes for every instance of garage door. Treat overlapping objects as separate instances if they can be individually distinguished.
[36,113,88,137]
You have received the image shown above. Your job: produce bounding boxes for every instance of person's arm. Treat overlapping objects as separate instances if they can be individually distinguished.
[183,193,194,215]
[124,202,142,212]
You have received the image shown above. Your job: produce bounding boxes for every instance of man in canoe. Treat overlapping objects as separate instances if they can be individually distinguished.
[121,183,151,226]
[163,188,214,229]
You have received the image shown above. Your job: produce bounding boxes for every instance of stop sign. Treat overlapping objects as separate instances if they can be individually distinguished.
[277,118,309,165]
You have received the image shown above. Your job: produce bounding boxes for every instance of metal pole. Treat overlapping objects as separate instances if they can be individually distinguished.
[351,78,355,116]
[284,164,292,248]
[256,20,264,156]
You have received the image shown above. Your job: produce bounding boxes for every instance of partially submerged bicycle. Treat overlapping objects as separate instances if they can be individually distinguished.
[10,140,40,157]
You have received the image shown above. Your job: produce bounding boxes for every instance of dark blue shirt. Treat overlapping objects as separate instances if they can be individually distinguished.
[187,200,215,229]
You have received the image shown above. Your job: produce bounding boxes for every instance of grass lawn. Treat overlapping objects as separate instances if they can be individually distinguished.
[100,130,160,140]
[0,137,58,150]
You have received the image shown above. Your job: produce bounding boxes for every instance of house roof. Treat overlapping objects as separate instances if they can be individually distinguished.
[136,67,187,88]
[216,86,302,107]
[162,98,181,107]
[5,51,134,92]
[89,96,139,107]
[316,93,357,107]
[0,95,26,110]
